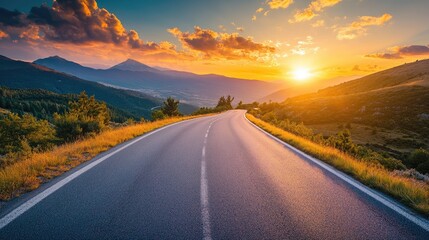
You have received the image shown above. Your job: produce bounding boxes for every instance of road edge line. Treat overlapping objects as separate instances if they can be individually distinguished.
[244,113,429,232]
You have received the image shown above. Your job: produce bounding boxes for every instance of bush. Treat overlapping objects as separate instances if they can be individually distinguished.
[152,110,166,121]
[54,92,110,142]
[405,149,429,174]
[0,113,56,167]
[417,161,429,174]
[362,151,405,170]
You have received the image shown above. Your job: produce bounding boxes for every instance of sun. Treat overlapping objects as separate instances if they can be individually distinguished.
[292,67,312,81]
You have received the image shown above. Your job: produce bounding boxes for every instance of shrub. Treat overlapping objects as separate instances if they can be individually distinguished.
[54,92,110,142]
[406,148,429,174]
[152,110,166,121]
[0,113,56,167]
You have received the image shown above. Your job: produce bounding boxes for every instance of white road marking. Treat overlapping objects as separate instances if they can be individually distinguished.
[200,119,220,240]
[0,117,212,230]
[244,113,429,232]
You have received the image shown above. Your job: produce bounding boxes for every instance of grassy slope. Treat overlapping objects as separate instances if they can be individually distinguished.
[246,114,429,216]
[0,115,204,201]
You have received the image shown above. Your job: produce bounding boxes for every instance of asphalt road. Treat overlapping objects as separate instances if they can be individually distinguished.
[0,110,428,239]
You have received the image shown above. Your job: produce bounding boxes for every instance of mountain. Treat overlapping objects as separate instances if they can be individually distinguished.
[0,55,196,119]
[110,59,157,72]
[259,76,360,103]
[34,56,281,106]
[317,59,429,96]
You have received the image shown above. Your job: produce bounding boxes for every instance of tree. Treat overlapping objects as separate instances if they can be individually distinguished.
[0,113,56,158]
[54,92,110,141]
[216,95,234,110]
[162,97,180,117]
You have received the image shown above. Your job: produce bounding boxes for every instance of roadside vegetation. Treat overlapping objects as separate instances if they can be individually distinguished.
[193,95,235,114]
[0,92,200,200]
[246,113,429,215]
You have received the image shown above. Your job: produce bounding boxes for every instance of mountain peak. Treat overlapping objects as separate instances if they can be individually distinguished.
[110,58,156,72]
[35,55,80,65]
[45,55,68,61]
[124,58,141,64]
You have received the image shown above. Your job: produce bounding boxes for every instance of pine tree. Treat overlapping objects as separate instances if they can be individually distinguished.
[162,97,180,116]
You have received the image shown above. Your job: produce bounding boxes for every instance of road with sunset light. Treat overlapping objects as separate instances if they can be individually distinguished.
[0,110,428,239]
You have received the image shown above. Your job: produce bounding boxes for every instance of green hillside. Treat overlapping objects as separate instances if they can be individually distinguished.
[253,60,429,164]
[0,56,165,119]
[0,87,135,122]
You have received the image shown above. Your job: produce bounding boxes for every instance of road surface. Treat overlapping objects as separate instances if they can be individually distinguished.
[0,110,428,239]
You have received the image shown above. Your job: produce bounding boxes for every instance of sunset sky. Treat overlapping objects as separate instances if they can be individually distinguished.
[1,0,429,82]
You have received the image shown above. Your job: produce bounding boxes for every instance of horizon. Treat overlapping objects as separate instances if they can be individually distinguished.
[1,0,429,83]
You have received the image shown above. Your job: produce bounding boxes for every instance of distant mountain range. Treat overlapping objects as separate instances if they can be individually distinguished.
[34,56,281,106]
[0,55,196,119]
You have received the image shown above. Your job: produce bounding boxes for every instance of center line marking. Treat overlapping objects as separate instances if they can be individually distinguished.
[200,119,219,240]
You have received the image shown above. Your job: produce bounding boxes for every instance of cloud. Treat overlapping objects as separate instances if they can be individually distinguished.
[291,36,319,55]
[167,26,275,61]
[253,0,293,20]
[266,0,294,10]
[0,30,8,39]
[0,8,28,27]
[336,13,392,40]
[366,45,429,59]
[0,1,171,53]
[0,0,280,65]
[312,20,325,27]
[290,0,341,23]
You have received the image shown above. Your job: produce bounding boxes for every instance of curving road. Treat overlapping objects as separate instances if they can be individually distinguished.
[0,110,428,239]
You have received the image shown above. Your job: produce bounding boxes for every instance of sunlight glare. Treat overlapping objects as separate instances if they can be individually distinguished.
[292,67,312,82]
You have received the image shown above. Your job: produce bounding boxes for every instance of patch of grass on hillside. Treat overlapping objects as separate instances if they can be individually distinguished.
[0,116,199,201]
[246,113,429,215]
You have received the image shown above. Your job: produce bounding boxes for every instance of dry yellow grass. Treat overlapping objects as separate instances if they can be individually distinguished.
[246,113,429,215]
[0,116,201,200]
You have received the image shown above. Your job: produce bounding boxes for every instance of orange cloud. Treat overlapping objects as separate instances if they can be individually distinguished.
[336,14,392,40]
[366,45,429,59]
[290,0,342,23]
[0,1,170,53]
[0,30,9,39]
[168,26,276,61]
[266,0,294,10]
[312,20,325,27]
